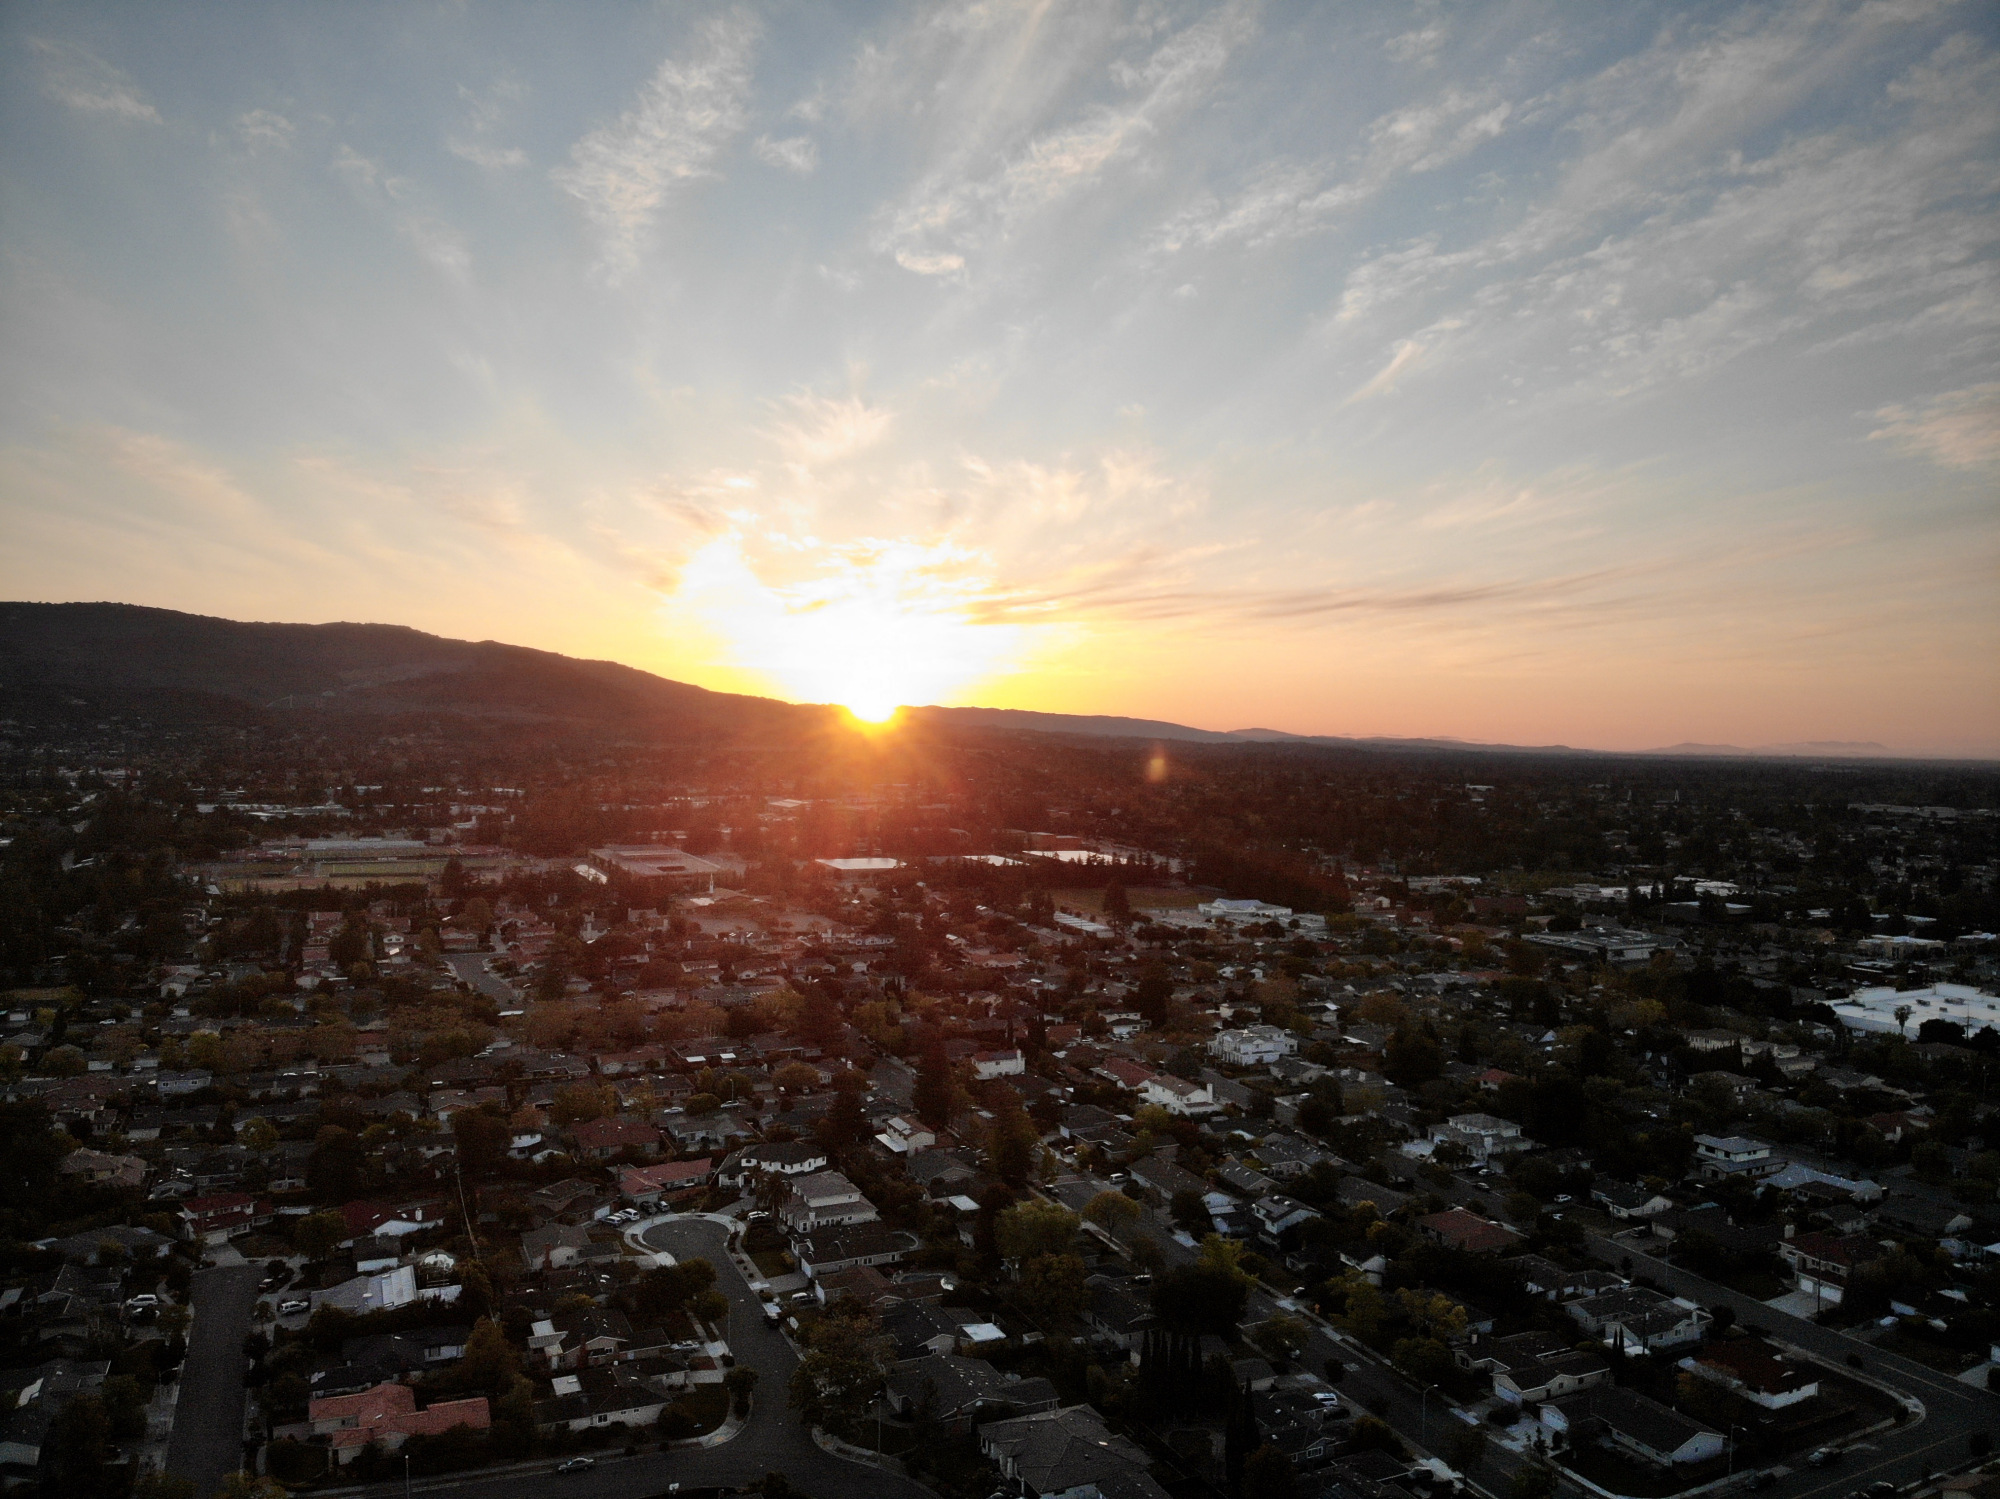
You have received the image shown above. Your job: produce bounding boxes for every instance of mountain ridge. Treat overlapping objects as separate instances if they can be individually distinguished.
[0,602,1964,761]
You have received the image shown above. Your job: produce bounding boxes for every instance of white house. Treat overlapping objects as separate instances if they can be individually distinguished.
[781,1170,880,1233]
[1693,1134,1777,1179]
[1679,1345,1819,1410]
[1138,1074,1219,1117]
[972,1049,1026,1079]
[1210,1025,1299,1067]
[1429,1112,1527,1162]
[874,1116,937,1155]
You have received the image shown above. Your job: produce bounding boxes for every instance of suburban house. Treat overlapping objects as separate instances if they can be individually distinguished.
[1428,1112,1527,1162]
[883,1354,1060,1433]
[1777,1232,1887,1306]
[520,1223,594,1273]
[873,1116,936,1156]
[617,1157,714,1206]
[979,1404,1174,1499]
[1138,1074,1220,1117]
[178,1193,266,1244]
[1249,1195,1321,1250]
[1544,1387,1725,1468]
[1693,1134,1778,1180]
[1591,1181,1676,1220]
[1567,1289,1711,1355]
[1416,1208,1523,1255]
[532,1368,667,1433]
[1210,1025,1299,1067]
[1678,1342,1819,1409]
[793,1224,919,1279]
[719,1139,829,1187]
[780,1170,880,1233]
[972,1049,1026,1079]
[568,1117,663,1160]
[308,1383,490,1464]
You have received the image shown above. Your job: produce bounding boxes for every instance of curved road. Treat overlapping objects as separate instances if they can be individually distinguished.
[333,1217,932,1499]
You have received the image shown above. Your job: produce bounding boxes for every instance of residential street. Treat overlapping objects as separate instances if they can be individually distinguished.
[445,953,520,1007]
[164,1262,261,1499]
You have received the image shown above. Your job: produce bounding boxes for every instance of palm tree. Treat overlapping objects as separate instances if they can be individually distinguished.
[1895,1004,1913,1038]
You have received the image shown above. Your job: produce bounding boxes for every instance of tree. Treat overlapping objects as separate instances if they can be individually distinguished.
[1447,1426,1489,1474]
[1383,1026,1442,1087]
[724,1366,759,1417]
[99,1374,148,1440]
[1170,1189,1211,1234]
[1103,881,1132,923]
[452,1107,510,1177]
[44,1393,112,1499]
[1153,1262,1249,1336]
[239,1116,279,1151]
[294,1211,347,1261]
[1243,1444,1297,1499]
[912,1044,957,1131]
[548,1082,614,1126]
[986,1106,1040,1186]
[458,1317,521,1392]
[995,1200,1080,1262]
[1017,1253,1090,1321]
[1250,1314,1309,1364]
[633,1259,717,1319]
[788,1309,891,1431]
[1082,1190,1143,1241]
[773,1061,822,1095]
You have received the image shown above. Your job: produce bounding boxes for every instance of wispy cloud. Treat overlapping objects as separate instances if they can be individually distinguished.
[1869,383,2000,469]
[235,109,293,150]
[768,391,893,467]
[753,133,818,174]
[31,38,159,123]
[877,3,1254,278]
[553,14,759,277]
[333,147,470,279]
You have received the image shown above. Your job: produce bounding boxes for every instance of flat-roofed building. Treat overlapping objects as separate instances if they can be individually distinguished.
[589,845,727,893]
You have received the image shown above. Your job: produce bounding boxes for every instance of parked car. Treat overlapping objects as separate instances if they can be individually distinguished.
[1863,1485,1896,1499]
[1808,1449,1840,1468]
[556,1458,595,1474]
[278,1298,310,1316]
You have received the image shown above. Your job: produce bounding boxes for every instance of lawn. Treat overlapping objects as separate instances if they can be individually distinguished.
[1561,1442,1726,1497]
[665,1384,731,1436]
[750,1246,795,1279]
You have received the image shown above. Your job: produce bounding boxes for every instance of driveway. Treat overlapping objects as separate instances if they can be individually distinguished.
[164,1261,262,1499]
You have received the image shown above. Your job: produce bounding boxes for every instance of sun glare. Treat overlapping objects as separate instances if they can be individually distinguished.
[673,537,1026,721]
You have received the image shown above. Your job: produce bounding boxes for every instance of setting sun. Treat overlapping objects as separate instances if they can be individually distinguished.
[671,535,1029,720]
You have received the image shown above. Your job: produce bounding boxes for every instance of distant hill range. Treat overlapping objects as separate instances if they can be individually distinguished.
[0,601,819,740]
[1646,740,1895,758]
[0,602,1941,760]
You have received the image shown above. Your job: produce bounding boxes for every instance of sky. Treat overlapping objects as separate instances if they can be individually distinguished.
[1,1,1996,752]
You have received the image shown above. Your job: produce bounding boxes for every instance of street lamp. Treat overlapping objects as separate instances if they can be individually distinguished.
[1420,1384,1437,1450]
[404,1453,413,1499]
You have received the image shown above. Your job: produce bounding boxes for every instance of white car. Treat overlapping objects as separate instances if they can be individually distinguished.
[278,1298,310,1316]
